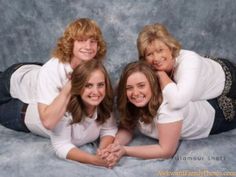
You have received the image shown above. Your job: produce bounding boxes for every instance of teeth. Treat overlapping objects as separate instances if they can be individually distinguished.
[132,95,145,102]
[89,96,100,100]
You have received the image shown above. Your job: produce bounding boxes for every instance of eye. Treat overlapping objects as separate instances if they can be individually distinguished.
[146,52,153,57]
[85,83,93,88]
[76,38,86,42]
[97,82,105,88]
[126,86,132,90]
[91,39,97,43]
[157,48,164,53]
[138,83,145,88]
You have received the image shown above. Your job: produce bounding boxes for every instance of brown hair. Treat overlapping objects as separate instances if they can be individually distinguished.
[137,23,181,60]
[117,61,162,130]
[67,60,113,124]
[52,18,106,63]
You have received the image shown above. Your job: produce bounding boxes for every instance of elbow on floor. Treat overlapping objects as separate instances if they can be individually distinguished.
[41,119,54,130]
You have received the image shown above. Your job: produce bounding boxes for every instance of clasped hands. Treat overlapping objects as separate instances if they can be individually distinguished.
[97,142,126,168]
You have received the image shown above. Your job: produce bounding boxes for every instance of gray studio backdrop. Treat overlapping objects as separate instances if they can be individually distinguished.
[1,0,236,82]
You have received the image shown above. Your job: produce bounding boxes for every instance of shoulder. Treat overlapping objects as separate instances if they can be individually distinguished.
[176,50,202,67]
[42,58,70,70]
[156,99,183,124]
[40,58,72,77]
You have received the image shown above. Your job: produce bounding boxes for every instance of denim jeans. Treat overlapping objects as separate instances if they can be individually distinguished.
[0,62,42,132]
[0,98,30,132]
[208,98,236,135]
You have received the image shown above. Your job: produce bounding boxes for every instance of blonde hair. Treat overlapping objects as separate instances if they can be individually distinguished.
[52,18,106,63]
[117,61,162,130]
[137,23,181,60]
[67,60,113,124]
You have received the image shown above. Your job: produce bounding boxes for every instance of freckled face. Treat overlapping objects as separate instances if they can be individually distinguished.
[126,72,152,107]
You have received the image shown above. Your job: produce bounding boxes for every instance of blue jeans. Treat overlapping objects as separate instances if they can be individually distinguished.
[0,98,29,132]
[208,98,236,134]
[0,62,42,132]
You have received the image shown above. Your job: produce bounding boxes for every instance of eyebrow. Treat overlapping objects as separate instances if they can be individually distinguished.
[126,81,146,86]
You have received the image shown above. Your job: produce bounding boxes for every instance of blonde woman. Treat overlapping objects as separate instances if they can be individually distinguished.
[137,23,236,122]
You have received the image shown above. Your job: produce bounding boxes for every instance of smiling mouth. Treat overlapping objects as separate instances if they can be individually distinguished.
[81,51,93,55]
[88,96,100,101]
[132,95,146,103]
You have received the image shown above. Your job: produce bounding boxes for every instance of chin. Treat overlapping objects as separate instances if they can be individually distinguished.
[133,102,147,108]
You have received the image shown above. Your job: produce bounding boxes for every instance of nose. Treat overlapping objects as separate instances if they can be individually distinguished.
[85,40,92,49]
[152,52,161,64]
[91,86,99,94]
[132,87,139,96]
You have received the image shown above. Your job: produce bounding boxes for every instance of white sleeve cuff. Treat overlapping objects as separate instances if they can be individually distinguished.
[54,143,76,159]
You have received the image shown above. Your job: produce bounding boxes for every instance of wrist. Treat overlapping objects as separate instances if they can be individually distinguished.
[92,155,106,166]
[123,146,128,156]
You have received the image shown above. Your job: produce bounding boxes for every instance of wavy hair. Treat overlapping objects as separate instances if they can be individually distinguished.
[137,23,181,60]
[117,61,162,130]
[52,18,107,63]
[67,60,113,124]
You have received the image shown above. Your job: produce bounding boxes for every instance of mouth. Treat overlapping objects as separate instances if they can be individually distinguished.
[80,50,94,55]
[88,95,101,101]
[131,95,146,103]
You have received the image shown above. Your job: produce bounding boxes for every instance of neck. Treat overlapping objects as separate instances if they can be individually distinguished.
[86,106,96,118]
[70,57,81,69]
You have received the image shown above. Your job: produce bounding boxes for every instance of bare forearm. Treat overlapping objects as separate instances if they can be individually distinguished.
[114,129,133,145]
[67,148,107,166]
[39,88,71,130]
[157,71,173,90]
[124,144,176,159]
[99,136,115,149]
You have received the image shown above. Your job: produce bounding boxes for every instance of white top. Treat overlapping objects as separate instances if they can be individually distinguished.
[10,65,41,104]
[9,64,51,137]
[138,96,215,140]
[50,111,118,159]
[9,58,73,137]
[24,103,51,137]
[162,50,225,109]
[37,58,73,105]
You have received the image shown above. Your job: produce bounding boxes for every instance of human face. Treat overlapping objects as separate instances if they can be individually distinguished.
[81,69,106,114]
[126,72,152,107]
[71,38,98,68]
[145,39,174,73]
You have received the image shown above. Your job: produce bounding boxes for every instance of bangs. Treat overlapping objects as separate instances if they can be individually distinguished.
[74,25,99,40]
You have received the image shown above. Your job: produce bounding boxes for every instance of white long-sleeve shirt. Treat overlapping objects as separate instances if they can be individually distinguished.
[138,96,215,140]
[50,111,118,159]
[162,50,225,109]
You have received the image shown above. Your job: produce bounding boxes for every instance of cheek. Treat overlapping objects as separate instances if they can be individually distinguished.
[100,88,106,95]
[145,57,152,63]
[126,91,131,100]
[93,44,98,50]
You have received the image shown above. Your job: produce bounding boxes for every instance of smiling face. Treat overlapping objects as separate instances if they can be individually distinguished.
[71,38,98,68]
[126,71,152,107]
[81,69,105,113]
[145,39,175,73]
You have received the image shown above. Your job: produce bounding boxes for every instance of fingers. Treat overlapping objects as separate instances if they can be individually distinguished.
[105,153,119,168]
[97,142,125,168]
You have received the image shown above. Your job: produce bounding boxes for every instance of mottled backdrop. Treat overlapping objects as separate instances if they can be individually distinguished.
[1,0,236,81]
[1,1,236,177]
